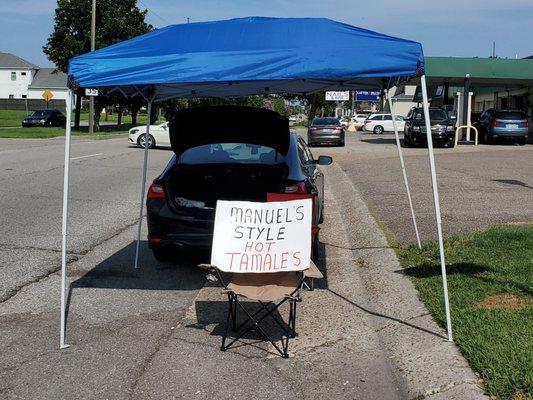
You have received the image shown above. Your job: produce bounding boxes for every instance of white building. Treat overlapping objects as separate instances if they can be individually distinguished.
[0,52,67,102]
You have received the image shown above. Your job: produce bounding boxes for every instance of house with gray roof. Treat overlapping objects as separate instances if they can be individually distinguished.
[0,52,67,101]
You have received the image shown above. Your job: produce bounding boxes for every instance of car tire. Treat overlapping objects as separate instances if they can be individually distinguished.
[403,135,411,147]
[518,138,526,146]
[338,141,345,147]
[138,134,156,149]
[152,247,173,262]
[373,125,384,135]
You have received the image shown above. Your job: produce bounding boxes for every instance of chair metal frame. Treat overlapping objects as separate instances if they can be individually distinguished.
[202,265,306,358]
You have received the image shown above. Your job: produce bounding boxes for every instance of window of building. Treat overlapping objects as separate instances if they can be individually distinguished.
[9,94,14,99]
[22,95,27,99]
[11,72,16,81]
[21,72,27,76]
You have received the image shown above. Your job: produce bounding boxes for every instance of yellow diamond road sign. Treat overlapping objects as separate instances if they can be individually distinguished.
[42,90,54,101]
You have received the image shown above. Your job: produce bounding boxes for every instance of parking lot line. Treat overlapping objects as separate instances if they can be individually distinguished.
[71,153,103,160]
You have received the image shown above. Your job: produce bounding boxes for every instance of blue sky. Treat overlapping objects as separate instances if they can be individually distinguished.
[1,0,532,67]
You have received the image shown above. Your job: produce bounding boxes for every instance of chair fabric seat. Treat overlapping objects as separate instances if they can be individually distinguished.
[227,272,300,301]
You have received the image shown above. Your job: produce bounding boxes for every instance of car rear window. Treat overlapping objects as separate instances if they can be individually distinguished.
[312,118,340,125]
[31,110,52,117]
[413,109,448,121]
[179,143,286,165]
[495,111,526,120]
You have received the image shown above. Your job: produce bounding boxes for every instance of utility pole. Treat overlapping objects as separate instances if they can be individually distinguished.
[89,0,96,134]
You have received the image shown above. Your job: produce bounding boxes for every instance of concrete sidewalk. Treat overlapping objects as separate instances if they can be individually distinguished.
[133,163,486,399]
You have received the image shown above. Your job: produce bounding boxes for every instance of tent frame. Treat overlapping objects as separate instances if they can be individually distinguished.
[59,76,453,349]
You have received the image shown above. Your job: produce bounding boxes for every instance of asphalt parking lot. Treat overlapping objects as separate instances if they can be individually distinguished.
[313,130,533,245]
[0,133,494,399]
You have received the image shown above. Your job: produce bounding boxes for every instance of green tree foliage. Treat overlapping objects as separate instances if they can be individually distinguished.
[43,0,151,73]
[44,0,151,130]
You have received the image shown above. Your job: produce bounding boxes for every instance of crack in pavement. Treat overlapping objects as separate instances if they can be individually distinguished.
[0,218,141,305]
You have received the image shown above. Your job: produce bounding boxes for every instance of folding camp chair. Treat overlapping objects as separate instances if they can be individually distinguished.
[198,262,323,358]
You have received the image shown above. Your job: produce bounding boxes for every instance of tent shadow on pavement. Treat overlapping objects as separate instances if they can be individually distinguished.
[188,300,289,343]
[64,240,207,324]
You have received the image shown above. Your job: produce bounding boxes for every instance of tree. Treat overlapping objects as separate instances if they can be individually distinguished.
[43,0,151,129]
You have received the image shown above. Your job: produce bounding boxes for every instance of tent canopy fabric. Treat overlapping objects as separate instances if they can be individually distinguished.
[67,17,425,100]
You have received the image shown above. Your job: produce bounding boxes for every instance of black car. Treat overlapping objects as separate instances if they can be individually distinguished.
[404,107,455,147]
[307,117,345,147]
[146,106,332,262]
[22,109,66,127]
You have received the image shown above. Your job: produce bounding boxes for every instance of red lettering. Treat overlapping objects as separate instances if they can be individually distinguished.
[265,241,276,251]
[281,252,288,268]
[292,251,301,267]
[244,242,253,252]
[225,253,240,270]
[264,253,272,271]
[239,253,249,271]
[254,242,264,252]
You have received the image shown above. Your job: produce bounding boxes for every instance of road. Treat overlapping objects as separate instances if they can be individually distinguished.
[0,136,174,301]
[0,133,489,399]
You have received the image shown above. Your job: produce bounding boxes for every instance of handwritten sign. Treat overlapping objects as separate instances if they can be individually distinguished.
[211,199,312,273]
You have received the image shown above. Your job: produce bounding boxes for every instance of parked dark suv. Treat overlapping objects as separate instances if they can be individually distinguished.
[146,106,332,262]
[404,107,455,147]
[477,109,528,145]
[22,109,66,127]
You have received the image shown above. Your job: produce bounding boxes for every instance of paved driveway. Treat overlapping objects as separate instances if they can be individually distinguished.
[308,130,533,245]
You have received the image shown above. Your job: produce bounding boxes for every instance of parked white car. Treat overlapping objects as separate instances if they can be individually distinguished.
[128,122,170,148]
[362,113,405,134]
[350,114,369,129]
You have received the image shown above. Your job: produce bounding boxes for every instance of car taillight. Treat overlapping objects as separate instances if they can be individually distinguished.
[522,119,529,127]
[284,182,307,194]
[492,120,504,127]
[147,182,165,200]
[335,126,342,131]
[364,119,370,124]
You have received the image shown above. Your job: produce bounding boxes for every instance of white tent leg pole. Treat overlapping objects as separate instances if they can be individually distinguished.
[134,100,152,269]
[60,89,73,349]
[388,93,421,248]
[421,75,453,341]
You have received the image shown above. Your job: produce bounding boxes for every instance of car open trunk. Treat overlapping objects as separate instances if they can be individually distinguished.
[166,163,288,208]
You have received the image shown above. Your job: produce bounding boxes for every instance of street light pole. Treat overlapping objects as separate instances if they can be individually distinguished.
[89,0,96,134]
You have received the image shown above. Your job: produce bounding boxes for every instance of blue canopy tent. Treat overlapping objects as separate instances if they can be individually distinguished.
[61,17,451,348]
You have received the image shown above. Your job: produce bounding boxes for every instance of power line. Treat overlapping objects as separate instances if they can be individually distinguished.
[137,0,170,25]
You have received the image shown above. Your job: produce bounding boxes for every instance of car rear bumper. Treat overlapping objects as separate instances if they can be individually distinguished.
[147,201,214,249]
[22,121,46,127]
[490,128,528,138]
[308,133,344,145]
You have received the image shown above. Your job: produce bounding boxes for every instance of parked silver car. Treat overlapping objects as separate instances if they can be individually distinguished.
[307,117,345,147]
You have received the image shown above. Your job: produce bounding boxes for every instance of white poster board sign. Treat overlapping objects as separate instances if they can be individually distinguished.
[325,91,350,101]
[211,199,312,273]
